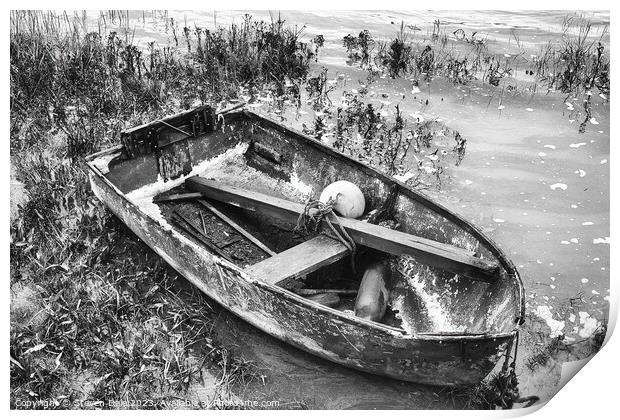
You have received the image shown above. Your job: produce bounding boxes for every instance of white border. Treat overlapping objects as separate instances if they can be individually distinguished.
[3,1,616,419]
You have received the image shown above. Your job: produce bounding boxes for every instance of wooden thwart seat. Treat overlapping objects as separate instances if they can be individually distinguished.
[185,176,500,283]
[246,234,350,286]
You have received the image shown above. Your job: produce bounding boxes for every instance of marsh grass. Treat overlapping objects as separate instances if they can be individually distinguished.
[10,11,323,153]
[10,10,321,409]
[344,16,609,122]
[302,90,466,191]
[306,66,335,110]
[186,14,322,99]
[376,23,412,78]
[534,16,610,97]
[343,30,374,67]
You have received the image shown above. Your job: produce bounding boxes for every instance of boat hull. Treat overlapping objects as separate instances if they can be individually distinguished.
[88,160,514,386]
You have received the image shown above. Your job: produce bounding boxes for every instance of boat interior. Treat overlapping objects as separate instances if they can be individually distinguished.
[90,108,522,337]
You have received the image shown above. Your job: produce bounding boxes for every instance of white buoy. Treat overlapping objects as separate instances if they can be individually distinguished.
[319,180,365,218]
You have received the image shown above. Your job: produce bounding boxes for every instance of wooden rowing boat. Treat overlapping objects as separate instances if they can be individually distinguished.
[86,104,525,386]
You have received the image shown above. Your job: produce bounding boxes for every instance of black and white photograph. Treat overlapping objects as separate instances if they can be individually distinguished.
[8,3,614,412]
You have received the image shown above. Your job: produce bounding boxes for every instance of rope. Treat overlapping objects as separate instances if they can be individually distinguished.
[492,330,538,408]
[295,198,357,273]
[502,330,518,373]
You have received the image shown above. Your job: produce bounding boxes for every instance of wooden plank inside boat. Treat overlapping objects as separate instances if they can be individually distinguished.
[196,199,276,256]
[185,176,500,282]
[246,234,350,286]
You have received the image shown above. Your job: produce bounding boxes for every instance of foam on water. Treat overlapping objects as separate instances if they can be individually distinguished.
[533,305,565,338]
[577,311,600,338]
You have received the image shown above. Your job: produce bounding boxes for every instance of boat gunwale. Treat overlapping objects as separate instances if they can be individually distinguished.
[85,107,525,340]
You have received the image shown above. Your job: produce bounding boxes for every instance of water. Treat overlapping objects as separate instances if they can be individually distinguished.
[89,10,610,407]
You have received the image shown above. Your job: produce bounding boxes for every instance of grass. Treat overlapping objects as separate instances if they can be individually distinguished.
[10,11,322,153]
[9,148,261,407]
[10,10,319,409]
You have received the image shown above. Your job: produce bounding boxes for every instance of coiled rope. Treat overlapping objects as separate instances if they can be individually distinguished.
[294,198,357,273]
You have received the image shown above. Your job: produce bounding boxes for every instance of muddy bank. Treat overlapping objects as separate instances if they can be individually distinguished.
[211,308,469,409]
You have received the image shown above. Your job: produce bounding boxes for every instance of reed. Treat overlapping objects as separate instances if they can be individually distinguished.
[304,91,467,190]
[10,11,322,156]
[343,30,374,67]
[344,16,609,99]
[533,16,609,96]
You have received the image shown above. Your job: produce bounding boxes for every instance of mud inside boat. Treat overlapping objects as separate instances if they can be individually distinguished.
[92,110,523,337]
